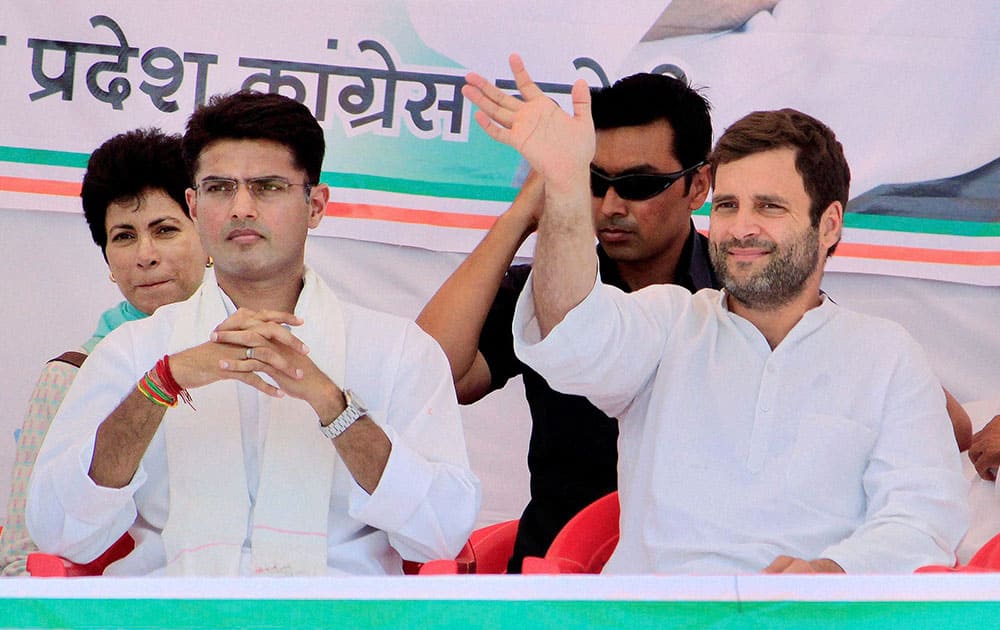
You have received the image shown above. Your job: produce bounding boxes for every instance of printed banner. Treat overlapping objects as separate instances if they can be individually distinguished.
[2,1,998,284]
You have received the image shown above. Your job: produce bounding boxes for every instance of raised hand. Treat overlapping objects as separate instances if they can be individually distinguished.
[463,54,595,191]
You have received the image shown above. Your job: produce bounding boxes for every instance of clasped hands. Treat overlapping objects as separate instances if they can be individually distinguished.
[165,308,343,416]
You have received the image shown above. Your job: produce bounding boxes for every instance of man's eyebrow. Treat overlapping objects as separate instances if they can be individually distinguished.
[753,193,790,205]
[590,162,662,177]
[711,193,738,204]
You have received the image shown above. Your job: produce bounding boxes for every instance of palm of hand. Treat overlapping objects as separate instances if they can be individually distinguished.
[508,94,595,184]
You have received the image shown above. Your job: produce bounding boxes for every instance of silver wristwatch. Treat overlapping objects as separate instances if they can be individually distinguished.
[319,389,367,440]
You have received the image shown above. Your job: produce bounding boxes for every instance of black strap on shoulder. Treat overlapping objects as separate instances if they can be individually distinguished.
[47,351,88,368]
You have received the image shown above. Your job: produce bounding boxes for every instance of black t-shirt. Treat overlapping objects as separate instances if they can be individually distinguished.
[477,223,718,571]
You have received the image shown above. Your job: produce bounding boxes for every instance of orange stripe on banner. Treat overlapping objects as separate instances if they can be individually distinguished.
[836,242,1000,266]
[3,180,999,267]
[0,176,81,197]
[327,202,498,230]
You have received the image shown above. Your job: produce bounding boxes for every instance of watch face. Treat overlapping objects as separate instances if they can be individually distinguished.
[319,389,369,440]
[346,389,367,415]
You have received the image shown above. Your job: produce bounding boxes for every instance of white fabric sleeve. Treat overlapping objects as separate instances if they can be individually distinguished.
[820,336,970,572]
[512,268,683,418]
[345,322,480,562]
[26,326,151,564]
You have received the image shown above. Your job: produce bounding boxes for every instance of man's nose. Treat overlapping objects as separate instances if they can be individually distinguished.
[230,182,259,219]
[598,186,628,218]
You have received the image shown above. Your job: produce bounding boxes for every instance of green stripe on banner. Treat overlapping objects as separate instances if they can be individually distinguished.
[322,172,518,202]
[1,599,999,629]
[693,205,1000,237]
[3,144,997,232]
[842,213,1000,237]
[0,145,520,203]
[0,146,89,169]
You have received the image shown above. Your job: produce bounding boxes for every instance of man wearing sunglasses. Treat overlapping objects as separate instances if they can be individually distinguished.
[418,72,717,572]
[461,54,966,574]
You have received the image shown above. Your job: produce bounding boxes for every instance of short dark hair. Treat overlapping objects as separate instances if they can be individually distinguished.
[81,128,189,255]
[183,91,325,184]
[709,108,850,255]
[591,73,713,190]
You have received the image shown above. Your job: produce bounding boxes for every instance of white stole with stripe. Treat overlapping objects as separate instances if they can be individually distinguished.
[160,268,343,576]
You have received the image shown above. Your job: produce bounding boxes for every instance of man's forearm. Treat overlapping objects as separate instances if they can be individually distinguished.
[312,382,391,494]
[89,387,168,488]
[416,181,540,384]
[532,177,598,338]
[333,417,392,494]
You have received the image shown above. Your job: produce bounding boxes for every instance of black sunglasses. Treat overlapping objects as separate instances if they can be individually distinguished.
[590,161,705,201]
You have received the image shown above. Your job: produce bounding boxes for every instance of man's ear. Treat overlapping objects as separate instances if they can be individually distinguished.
[687,164,712,211]
[186,188,199,222]
[819,200,844,254]
[307,183,330,229]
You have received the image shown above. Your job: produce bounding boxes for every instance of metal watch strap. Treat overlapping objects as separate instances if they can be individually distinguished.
[319,389,366,440]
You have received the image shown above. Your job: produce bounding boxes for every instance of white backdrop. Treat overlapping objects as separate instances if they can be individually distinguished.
[2,0,999,533]
[5,1,999,283]
[2,208,998,526]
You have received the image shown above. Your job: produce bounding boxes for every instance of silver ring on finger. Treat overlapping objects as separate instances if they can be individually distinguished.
[245,347,254,360]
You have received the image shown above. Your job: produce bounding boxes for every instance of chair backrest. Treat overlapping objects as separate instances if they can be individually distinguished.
[467,518,519,574]
[523,491,620,574]
[917,530,1000,573]
[27,533,135,577]
[417,519,519,575]
[407,539,476,575]
[967,531,1000,569]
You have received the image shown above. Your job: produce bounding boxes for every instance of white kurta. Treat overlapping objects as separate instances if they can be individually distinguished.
[27,269,480,576]
[513,276,968,574]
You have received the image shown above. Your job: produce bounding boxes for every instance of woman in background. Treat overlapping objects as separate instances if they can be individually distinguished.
[0,129,207,575]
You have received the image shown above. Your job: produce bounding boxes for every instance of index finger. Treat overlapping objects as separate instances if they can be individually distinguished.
[214,309,303,332]
[463,71,522,121]
[252,310,304,326]
[213,321,309,355]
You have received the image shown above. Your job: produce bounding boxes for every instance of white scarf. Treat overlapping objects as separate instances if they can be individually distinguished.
[160,268,344,576]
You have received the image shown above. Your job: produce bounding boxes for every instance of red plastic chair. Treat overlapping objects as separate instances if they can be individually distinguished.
[405,538,477,575]
[27,533,135,577]
[522,491,620,574]
[916,531,1000,573]
[418,518,519,575]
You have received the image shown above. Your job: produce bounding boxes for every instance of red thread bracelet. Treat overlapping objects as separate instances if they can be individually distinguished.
[155,354,195,410]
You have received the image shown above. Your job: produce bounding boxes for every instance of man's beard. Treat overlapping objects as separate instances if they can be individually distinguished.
[709,228,820,310]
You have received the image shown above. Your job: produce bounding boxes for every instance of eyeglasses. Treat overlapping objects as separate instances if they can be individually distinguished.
[193,177,313,206]
[590,161,705,201]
